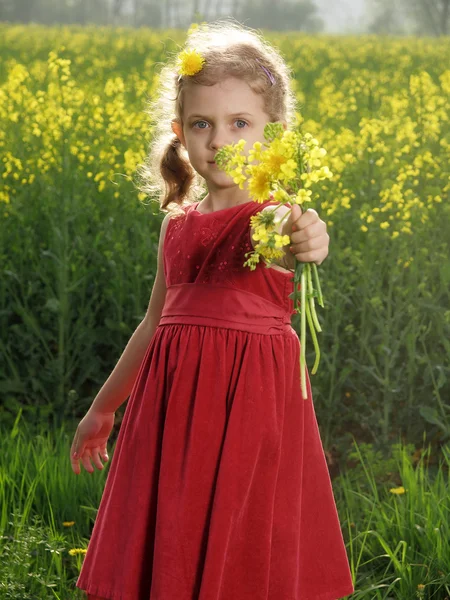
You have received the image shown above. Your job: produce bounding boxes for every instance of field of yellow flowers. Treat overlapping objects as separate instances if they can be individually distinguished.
[0,24,449,450]
[1,24,450,600]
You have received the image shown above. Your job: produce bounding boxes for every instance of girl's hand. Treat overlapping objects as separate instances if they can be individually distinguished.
[289,204,329,266]
[70,409,115,475]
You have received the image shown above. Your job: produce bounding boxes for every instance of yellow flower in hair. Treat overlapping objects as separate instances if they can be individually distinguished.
[177,49,205,77]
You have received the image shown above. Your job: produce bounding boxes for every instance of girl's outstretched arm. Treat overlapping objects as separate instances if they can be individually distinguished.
[88,213,171,415]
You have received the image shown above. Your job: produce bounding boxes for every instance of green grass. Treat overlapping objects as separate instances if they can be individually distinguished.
[0,414,449,598]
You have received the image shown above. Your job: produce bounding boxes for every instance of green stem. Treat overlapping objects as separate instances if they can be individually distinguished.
[312,263,324,308]
[293,259,303,312]
[300,267,307,399]
[307,263,322,333]
[305,270,321,375]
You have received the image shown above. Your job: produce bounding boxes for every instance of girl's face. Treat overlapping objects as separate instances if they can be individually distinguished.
[172,77,285,190]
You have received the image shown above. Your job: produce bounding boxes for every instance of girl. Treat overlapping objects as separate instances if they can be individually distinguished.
[70,20,355,600]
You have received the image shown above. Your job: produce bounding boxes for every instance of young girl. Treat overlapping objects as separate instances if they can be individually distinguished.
[70,20,355,600]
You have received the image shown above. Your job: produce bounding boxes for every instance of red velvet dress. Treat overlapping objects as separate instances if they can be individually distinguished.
[76,199,354,600]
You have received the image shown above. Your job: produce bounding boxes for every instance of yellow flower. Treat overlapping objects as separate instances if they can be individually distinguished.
[247,165,272,202]
[273,189,290,203]
[316,166,333,180]
[274,234,290,248]
[295,189,312,205]
[243,251,261,270]
[261,138,296,179]
[252,224,271,244]
[309,146,327,166]
[230,168,246,189]
[69,548,87,556]
[389,486,406,494]
[62,521,75,527]
[279,159,297,183]
[260,246,285,262]
[177,49,205,77]
[248,141,263,163]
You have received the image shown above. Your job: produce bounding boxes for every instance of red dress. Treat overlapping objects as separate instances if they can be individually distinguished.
[76,199,354,600]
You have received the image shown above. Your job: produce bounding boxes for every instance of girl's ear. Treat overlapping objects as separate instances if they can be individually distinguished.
[171,120,186,148]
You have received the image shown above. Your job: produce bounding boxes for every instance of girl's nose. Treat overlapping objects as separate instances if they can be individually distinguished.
[209,127,229,150]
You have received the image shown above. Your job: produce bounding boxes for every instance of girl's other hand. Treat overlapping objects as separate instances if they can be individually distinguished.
[289,204,329,266]
[70,409,115,475]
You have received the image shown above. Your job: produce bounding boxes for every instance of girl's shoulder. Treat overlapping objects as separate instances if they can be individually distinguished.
[166,202,196,219]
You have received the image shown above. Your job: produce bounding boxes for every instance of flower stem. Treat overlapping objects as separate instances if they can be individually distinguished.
[300,265,307,399]
[312,263,324,307]
[307,264,322,333]
[305,270,321,375]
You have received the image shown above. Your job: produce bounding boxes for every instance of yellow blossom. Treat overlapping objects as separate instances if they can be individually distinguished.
[389,486,406,494]
[247,165,272,202]
[274,234,290,248]
[252,224,271,244]
[177,49,205,76]
[229,168,246,189]
[69,548,87,556]
[295,189,312,205]
[248,141,263,162]
[273,189,290,203]
[279,159,297,183]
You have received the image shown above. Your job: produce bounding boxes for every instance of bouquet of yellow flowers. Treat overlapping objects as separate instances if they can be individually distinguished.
[215,122,333,400]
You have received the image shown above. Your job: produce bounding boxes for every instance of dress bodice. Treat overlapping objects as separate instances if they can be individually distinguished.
[163,199,295,317]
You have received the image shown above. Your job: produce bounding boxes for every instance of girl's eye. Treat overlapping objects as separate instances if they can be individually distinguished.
[192,119,248,129]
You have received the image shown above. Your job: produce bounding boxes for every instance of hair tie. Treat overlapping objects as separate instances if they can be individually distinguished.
[256,59,276,86]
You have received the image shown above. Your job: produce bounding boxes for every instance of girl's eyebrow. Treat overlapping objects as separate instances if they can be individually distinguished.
[187,112,253,120]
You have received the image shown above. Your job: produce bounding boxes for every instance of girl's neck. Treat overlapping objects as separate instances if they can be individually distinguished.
[200,190,250,213]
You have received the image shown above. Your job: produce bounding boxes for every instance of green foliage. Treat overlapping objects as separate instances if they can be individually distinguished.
[0,513,70,599]
[0,25,449,453]
[335,438,450,598]
[1,418,450,598]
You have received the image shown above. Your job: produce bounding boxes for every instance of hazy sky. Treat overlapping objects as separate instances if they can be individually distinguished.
[314,0,367,33]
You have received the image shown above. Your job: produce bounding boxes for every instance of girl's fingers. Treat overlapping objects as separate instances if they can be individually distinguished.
[71,455,81,475]
[291,229,329,251]
[100,443,109,462]
[71,440,109,475]
[70,434,82,474]
[81,448,94,474]
[292,247,328,266]
[291,221,324,243]
[91,448,106,470]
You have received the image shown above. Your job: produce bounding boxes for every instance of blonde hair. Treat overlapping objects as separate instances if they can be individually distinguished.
[136,19,297,215]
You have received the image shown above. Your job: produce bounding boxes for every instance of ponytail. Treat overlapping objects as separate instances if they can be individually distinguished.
[159,136,196,211]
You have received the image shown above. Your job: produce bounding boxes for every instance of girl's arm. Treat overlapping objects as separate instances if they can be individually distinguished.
[88,213,171,415]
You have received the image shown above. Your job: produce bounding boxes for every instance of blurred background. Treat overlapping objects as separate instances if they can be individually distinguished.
[0,0,449,35]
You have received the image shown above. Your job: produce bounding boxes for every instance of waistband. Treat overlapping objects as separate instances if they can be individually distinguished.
[159,283,292,335]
